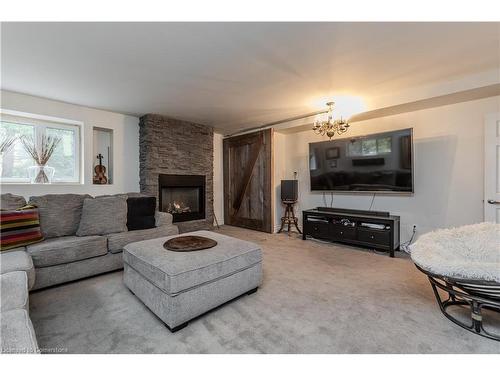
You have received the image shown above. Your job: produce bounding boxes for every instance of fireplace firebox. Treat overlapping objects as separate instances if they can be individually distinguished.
[158,174,206,223]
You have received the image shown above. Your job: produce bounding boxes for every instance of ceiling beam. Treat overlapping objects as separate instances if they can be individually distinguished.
[350,83,500,122]
[276,83,500,135]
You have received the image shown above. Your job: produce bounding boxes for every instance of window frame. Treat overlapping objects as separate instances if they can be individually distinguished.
[0,109,84,185]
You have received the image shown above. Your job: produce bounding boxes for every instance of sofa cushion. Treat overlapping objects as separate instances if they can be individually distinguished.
[29,194,91,238]
[32,252,123,290]
[27,236,107,268]
[123,230,262,295]
[1,205,44,251]
[106,225,179,253]
[77,195,128,236]
[0,309,39,354]
[0,193,26,210]
[0,271,29,311]
[0,250,35,290]
[127,196,156,231]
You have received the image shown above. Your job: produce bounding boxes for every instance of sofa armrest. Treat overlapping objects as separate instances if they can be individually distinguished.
[0,250,35,290]
[155,211,173,227]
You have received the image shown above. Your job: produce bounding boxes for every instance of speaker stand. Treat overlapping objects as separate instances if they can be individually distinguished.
[278,201,302,234]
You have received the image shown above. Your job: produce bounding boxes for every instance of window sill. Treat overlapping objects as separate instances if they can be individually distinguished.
[0,182,83,186]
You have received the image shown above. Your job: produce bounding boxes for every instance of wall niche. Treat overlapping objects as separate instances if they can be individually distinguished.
[92,127,113,185]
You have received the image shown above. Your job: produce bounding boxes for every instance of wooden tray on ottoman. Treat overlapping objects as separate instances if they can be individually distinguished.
[163,235,217,252]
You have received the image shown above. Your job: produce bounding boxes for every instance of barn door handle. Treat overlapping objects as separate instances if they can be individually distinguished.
[487,199,500,205]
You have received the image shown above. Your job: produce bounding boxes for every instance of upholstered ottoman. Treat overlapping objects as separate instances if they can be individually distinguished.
[123,230,263,332]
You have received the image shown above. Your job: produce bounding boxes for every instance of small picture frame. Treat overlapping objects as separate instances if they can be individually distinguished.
[325,147,340,160]
[329,160,338,168]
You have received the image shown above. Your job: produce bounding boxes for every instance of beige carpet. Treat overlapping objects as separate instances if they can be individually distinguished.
[29,226,500,353]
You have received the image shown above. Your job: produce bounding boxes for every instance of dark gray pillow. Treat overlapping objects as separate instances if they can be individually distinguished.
[29,194,91,238]
[76,195,128,236]
[0,193,26,210]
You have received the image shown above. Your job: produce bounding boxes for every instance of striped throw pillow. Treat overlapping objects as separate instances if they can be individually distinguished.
[0,204,44,251]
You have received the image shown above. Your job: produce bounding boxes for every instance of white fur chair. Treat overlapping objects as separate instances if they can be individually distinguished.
[411,222,500,341]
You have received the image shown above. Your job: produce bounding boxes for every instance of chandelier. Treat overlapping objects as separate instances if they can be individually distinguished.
[312,101,350,140]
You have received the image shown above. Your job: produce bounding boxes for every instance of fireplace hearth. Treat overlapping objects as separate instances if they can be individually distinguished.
[159,174,206,223]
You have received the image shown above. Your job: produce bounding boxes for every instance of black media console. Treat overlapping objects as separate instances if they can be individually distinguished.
[302,207,400,257]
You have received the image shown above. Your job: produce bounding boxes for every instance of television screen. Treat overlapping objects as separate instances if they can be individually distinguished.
[309,128,413,192]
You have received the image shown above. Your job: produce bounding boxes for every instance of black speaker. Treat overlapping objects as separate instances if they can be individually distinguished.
[281,180,298,202]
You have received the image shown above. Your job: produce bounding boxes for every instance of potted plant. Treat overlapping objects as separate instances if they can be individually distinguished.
[20,135,61,184]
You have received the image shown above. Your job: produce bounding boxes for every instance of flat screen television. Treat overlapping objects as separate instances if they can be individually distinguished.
[309,128,413,192]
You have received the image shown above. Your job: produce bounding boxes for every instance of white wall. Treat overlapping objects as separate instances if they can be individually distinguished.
[277,96,500,242]
[7,90,496,240]
[273,131,287,232]
[1,90,140,199]
[213,132,224,226]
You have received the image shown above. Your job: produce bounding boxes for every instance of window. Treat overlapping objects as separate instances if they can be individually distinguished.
[0,111,81,183]
[348,136,392,157]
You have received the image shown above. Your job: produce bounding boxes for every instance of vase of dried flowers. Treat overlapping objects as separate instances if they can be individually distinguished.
[0,136,17,178]
[27,165,56,184]
[20,135,61,184]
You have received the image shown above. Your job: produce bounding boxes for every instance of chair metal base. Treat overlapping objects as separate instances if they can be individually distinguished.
[415,265,500,341]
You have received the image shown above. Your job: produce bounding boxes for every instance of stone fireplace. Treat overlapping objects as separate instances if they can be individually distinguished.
[159,174,206,223]
[139,114,214,232]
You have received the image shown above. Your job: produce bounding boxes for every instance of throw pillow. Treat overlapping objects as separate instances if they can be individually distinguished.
[29,194,91,238]
[76,195,128,236]
[127,196,156,231]
[0,193,27,210]
[0,205,44,251]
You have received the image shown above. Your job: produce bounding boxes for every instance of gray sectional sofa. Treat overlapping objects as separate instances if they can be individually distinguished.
[0,251,38,353]
[0,192,178,353]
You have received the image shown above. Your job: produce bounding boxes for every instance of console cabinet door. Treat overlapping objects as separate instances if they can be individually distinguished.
[223,129,273,233]
[304,220,330,239]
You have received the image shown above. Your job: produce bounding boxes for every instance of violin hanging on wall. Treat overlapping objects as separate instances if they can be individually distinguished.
[93,153,108,184]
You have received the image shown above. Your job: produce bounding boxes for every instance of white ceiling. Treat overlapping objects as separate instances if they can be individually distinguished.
[1,22,499,133]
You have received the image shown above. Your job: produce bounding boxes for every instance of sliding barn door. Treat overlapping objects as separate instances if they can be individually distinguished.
[223,129,273,233]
